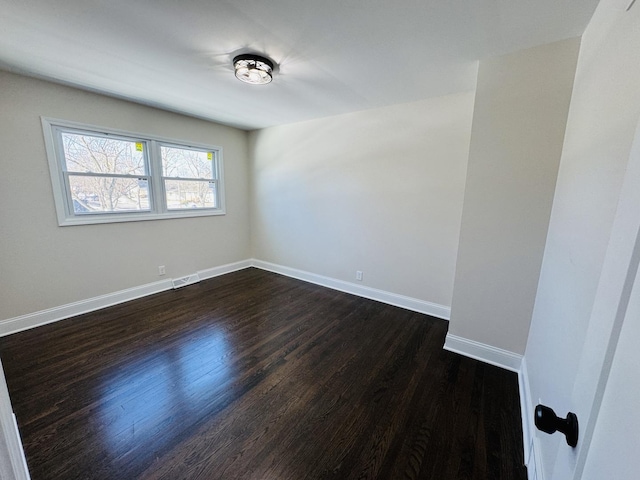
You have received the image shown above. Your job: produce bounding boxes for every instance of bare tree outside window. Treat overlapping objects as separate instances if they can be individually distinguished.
[43,118,224,225]
[161,146,217,209]
[62,133,150,213]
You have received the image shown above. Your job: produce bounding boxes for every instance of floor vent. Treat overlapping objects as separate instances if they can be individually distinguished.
[172,273,201,289]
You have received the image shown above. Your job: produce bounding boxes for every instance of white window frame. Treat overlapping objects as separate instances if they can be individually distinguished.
[41,117,225,226]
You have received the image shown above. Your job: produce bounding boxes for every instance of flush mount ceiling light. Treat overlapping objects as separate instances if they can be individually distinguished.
[233,54,275,85]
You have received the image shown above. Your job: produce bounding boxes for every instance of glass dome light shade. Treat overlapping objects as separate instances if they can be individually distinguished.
[233,54,274,85]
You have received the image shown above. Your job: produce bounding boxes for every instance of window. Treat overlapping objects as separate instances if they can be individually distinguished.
[42,118,224,226]
[161,145,219,210]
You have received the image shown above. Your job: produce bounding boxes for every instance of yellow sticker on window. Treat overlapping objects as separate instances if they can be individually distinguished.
[135,143,143,152]
[207,152,213,160]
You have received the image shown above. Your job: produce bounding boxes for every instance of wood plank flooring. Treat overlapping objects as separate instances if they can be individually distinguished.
[0,268,527,480]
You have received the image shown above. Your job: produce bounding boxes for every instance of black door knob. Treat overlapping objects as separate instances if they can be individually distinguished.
[534,404,579,447]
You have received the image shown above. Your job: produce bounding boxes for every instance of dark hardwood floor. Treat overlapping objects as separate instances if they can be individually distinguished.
[0,268,527,480]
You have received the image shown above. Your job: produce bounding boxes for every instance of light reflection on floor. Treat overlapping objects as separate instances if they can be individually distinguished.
[98,328,231,456]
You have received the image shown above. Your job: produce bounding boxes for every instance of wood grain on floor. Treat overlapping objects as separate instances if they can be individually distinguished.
[0,268,527,480]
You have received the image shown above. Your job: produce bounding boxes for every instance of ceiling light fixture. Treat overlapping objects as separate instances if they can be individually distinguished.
[233,54,275,85]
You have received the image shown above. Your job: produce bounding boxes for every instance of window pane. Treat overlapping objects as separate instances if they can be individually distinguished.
[161,146,214,179]
[164,180,217,209]
[69,176,150,213]
[62,133,146,175]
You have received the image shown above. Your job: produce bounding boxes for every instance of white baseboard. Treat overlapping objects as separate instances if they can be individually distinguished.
[198,259,252,281]
[0,257,447,336]
[0,259,252,337]
[0,257,535,480]
[0,361,30,480]
[443,333,522,372]
[519,358,533,465]
[11,413,30,480]
[444,334,536,478]
[0,279,172,337]
[250,259,451,320]
[519,357,544,480]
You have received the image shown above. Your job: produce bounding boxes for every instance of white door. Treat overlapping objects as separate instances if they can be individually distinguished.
[522,0,640,476]
[580,248,640,478]
[0,359,30,479]
[567,116,640,478]
[526,113,640,480]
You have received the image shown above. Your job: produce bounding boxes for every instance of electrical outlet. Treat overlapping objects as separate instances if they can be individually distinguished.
[158,265,166,276]
[356,270,363,281]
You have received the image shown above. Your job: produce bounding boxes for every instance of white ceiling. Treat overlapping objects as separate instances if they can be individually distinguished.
[0,0,599,130]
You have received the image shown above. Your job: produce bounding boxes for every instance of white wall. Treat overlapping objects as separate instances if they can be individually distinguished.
[449,38,580,354]
[249,93,475,308]
[524,0,640,478]
[582,260,640,479]
[0,71,251,320]
[0,360,28,480]
[4,9,639,475]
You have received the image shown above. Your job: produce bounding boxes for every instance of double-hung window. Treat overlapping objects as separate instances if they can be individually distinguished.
[160,144,219,211]
[42,118,224,226]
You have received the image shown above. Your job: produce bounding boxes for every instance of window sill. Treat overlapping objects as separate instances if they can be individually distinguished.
[57,208,226,227]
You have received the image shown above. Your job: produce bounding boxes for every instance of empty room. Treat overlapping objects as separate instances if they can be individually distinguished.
[1,0,639,479]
